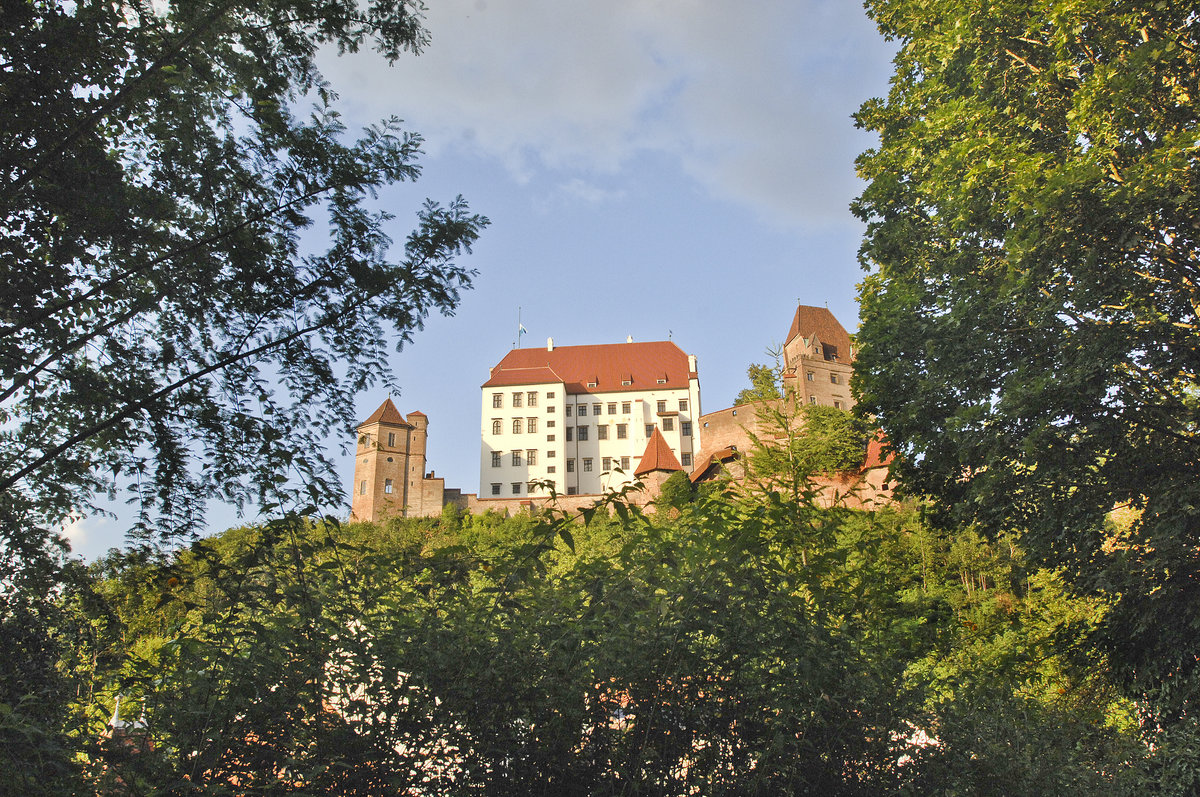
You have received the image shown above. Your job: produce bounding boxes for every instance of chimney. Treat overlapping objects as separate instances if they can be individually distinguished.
[688,354,697,372]
[547,337,554,351]
[626,335,634,343]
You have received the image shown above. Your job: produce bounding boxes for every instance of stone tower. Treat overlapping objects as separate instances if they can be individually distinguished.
[351,398,428,521]
[780,304,856,411]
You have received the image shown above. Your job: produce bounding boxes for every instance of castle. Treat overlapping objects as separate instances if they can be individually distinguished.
[350,304,888,521]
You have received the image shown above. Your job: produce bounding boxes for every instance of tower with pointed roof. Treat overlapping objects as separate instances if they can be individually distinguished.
[780,304,856,411]
[351,398,432,521]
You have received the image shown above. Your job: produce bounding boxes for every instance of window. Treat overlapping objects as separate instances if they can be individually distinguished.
[608,402,617,414]
[386,457,393,462]
[593,403,601,415]
[566,427,574,442]
[656,400,667,413]
[492,451,502,467]
[512,392,523,407]
[617,423,627,439]
[565,405,573,417]
[359,480,366,495]
[810,396,818,404]
[512,482,522,495]
[662,417,674,432]
[493,393,503,408]
[682,453,692,467]
[547,420,556,428]
[567,486,577,495]
[621,379,632,386]
[577,404,587,416]
[547,465,556,473]
[548,406,556,414]
[547,435,556,443]
[622,401,631,413]
[597,425,608,440]
[387,432,396,447]
[527,449,537,465]
[830,373,839,384]
[384,478,393,494]
[583,458,593,472]
[527,391,537,406]
[645,424,655,437]
[512,451,522,466]
[577,425,588,441]
[621,456,630,470]
[491,483,501,495]
[528,417,538,434]
[567,459,575,472]
[547,391,555,398]
[547,449,556,457]
[602,456,611,470]
[678,399,688,412]
[681,421,692,436]
[834,400,843,409]
[806,372,814,382]
[587,380,598,388]
[513,418,522,434]
[492,419,502,435]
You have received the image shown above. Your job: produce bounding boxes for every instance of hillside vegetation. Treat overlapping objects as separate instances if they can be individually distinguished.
[32,414,1156,795]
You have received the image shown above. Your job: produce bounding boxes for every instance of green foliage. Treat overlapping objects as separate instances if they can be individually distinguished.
[0,0,488,540]
[854,0,1200,770]
[747,401,871,490]
[0,2,486,789]
[733,362,783,406]
[51,475,1145,793]
[654,469,695,511]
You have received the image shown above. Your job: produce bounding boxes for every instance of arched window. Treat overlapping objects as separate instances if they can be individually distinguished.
[513,418,523,434]
[384,479,393,494]
[492,419,502,435]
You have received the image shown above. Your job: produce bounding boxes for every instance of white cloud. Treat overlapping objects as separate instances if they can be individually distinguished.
[320,1,894,227]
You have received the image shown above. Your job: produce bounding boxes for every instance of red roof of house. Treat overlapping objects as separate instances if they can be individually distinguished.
[634,427,683,476]
[357,397,411,429]
[785,305,854,362]
[482,341,696,394]
[688,446,740,483]
[862,433,894,471]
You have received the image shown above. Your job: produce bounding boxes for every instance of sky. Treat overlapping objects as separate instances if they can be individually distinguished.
[65,1,898,559]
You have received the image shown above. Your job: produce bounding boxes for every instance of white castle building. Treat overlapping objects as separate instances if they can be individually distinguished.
[479,338,701,498]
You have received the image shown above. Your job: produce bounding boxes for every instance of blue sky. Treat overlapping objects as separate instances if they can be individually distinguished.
[66,1,897,558]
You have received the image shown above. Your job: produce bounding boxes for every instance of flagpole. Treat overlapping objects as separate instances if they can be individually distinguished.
[517,307,523,348]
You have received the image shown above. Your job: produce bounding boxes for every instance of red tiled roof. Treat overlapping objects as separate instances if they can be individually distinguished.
[689,446,740,483]
[862,433,894,471]
[482,341,695,394]
[357,397,411,429]
[785,305,854,362]
[634,427,683,476]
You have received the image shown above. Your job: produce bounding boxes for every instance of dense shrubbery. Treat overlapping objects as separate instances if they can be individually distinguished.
[31,457,1155,794]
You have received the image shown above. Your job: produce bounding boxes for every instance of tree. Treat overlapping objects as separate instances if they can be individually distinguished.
[0,1,485,788]
[854,0,1200,753]
[1,0,488,541]
[733,362,783,406]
